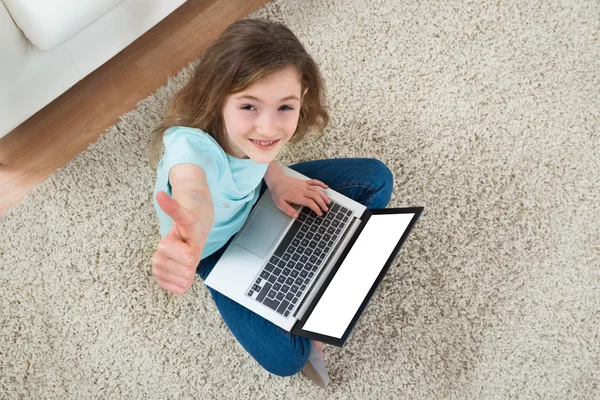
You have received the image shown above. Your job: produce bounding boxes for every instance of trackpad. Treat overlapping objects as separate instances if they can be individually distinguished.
[236,205,289,258]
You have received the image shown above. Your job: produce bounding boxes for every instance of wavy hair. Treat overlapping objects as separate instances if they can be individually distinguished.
[149,18,330,168]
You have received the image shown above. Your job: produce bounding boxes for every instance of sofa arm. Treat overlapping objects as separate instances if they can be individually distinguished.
[0,1,30,80]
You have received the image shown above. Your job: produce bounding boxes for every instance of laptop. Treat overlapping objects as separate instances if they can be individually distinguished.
[205,166,423,347]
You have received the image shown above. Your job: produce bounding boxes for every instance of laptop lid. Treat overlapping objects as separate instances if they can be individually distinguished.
[290,207,423,346]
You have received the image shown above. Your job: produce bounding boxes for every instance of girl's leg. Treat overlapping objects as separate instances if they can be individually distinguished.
[288,158,394,210]
[196,158,394,377]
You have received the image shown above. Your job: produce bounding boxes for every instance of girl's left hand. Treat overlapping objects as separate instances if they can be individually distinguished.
[269,175,332,218]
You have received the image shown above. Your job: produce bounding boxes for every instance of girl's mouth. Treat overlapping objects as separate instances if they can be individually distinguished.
[249,138,280,150]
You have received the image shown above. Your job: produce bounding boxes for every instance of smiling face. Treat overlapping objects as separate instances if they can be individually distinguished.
[221,66,308,163]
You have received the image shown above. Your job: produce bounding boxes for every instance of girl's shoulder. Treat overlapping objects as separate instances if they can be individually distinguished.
[163,126,224,155]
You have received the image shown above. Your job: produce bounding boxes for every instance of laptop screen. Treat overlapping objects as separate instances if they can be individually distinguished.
[300,212,415,339]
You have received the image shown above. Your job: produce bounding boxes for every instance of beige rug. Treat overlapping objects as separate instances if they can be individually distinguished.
[1,0,599,398]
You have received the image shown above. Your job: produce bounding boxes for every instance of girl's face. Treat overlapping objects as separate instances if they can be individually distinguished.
[222,66,308,164]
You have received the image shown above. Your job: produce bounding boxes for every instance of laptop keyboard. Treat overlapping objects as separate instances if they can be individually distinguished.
[246,200,353,317]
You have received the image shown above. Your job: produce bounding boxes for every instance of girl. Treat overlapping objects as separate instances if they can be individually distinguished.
[149,19,393,388]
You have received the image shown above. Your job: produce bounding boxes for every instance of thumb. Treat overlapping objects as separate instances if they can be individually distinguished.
[156,191,196,238]
[278,201,299,219]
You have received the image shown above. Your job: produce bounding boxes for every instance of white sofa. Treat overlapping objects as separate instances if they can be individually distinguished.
[0,0,187,139]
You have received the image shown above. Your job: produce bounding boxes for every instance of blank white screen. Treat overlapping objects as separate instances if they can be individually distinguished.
[302,213,414,338]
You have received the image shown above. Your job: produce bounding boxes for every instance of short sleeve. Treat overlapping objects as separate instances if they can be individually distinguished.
[160,126,225,188]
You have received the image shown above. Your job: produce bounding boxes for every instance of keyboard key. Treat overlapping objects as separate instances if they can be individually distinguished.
[291,270,299,278]
[277,275,286,283]
[300,270,308,278]
[314,233,322,242]
[310,255,319,264]
[300,255,308,263]
[276,292,285,301]
[267,275,277,283]
[291,285,299,293]
[248,290,254,296]
[274,267,282,276]
[252,284,261,291]
[301,239,310,247]
[278,260,287,268]
[282,284,290,292]
[283,253,291,261]
[270,256,279,264]
[264,263,276,272]
[305,232,314,240]
[273,283,282,291]
[286,277,295,285]
[284,310,290,317]
[274,220,302,257]
[283,268,292,276]
[309,225,318,233]
[257,283,272,302]
[300,224,309,233]
[297,213,307,222]
[260,271,270,280]
[277,300,290,314]
[331,203,340,213]
[291,238,300,247]
[263,297,280,311]
[285,292,294,301]
[268,290,277,298]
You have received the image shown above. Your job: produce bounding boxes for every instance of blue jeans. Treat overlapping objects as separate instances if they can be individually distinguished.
[196,158,394,377]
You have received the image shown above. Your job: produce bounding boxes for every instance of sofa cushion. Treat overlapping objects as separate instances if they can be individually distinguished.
[2,0,125,50]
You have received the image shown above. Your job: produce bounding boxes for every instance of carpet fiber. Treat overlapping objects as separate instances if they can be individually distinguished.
[1,0,599,398]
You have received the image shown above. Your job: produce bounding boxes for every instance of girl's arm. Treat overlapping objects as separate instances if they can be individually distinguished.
[169,163,215,231]
[264,160,285,188]
[151,163,214,295]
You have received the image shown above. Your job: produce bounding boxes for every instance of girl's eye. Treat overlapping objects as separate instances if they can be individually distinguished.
[240,105,294,111]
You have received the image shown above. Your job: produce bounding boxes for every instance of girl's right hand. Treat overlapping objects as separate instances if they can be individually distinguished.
[152,191,207,295]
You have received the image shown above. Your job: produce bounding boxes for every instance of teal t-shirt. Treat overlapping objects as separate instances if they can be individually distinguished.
[153,126,268,259]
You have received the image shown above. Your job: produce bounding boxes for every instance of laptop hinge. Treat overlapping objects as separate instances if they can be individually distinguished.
[294,217,361,320]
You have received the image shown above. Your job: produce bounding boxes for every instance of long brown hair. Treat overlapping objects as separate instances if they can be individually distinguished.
[149,18,330,168]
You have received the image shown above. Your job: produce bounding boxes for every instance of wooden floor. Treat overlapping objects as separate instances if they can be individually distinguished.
[0,0,270,215]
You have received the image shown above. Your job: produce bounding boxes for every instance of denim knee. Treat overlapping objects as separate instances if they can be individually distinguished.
[258,335,312,377]
[365,158,394,208]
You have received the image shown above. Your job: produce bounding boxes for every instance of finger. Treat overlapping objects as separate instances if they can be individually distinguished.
[299,193,325,216]
[153,256,196,281]
[157,237,195,267]
[307,185,332,208]
[156,191,193,229]
[305,188,329,213]
[277,201,300,219]
[308,179,329,190]
[155,276,190,295]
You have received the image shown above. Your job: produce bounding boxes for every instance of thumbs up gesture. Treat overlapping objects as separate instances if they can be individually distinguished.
[152,191,209,295]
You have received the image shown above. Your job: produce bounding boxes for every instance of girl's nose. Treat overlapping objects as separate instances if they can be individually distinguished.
[256,112,277,136]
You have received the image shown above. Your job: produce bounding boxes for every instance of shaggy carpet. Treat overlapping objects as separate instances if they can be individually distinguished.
[1,0,598,398]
